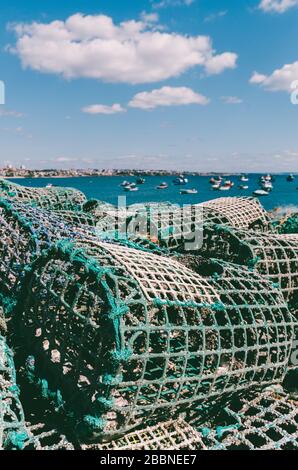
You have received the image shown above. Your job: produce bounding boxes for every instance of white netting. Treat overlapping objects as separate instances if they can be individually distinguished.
[197,196,271,230]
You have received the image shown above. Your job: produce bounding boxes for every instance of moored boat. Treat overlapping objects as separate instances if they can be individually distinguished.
[136,177,145,184]
[124,183,139,192]
[239,174,249,182]
[156,182,168,190]
[180,188,198,194]
[253,189,269,196]
[173,175,188,185]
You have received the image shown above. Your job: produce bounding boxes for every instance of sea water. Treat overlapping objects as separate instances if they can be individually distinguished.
[9,174,298,211]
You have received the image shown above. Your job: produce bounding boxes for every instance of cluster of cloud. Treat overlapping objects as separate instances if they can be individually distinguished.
[250,62,298,92]
[82,104,126,115]
[259,0,298,13]
[9,13,237,84]
[82,86,209,114]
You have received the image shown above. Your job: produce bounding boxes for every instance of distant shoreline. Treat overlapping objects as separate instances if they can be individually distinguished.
[2,172,298,179]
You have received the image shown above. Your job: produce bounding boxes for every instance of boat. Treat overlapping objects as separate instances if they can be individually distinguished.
[260,181,273,192]
[173,175,188,185]
[124,183,139,192]
[211,183,221,190]
[120,180,131,187]
[253,189,269,196]
[156,182,168,190]
[219,184,232,191]
[180,188,198,195]
[210,176,222,184]
[136,177,145,184]
[260,174,272,183]
[46,183,53,188]
[287,174,295,182]
[239,185,249,190]
[239,175,249,182]
[218,180,234,191]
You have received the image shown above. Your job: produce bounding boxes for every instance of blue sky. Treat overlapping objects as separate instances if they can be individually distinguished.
[0,0,298,171]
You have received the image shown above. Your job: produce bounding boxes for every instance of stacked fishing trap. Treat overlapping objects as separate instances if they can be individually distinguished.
[0,178,86,211]
[0,180,297,450]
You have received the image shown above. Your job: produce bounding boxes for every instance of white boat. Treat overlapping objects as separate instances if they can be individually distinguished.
[253,189,269,196]
[212,183,221,190]
[261,181,273,191]
[210,176,222,184]
[287,174,295,182]
[124,183,139,192]
[173,175,188,185]
[46,183,53,188]
[260,174,272,183]
[120,180,131,187]
[180,188,198,195]
[156,182,168,189]
[239,175,249,182]
[239,185,249,190]
[219,185,231,191]
[218,180,234,191]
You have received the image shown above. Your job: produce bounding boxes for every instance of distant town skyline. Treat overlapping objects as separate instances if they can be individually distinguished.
[0,0,298,172]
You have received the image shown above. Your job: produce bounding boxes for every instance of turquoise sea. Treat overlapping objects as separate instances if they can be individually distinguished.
[10,174,298,211]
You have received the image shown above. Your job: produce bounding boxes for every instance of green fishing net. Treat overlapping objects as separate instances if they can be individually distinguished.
[200,225,298,308]
[94,197,272,253]
[12,238,294,442]
[0,335,28,450]
[188,390,298,450]
[275,213,298,234]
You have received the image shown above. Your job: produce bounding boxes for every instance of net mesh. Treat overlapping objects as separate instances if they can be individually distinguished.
[275,212,298,235]
[0,335,28,450]
[95,205,204,252]
[84,419,204,450]
[197,196,271,231]
[0,198,100,315]
[52,210,98,227]
[84,390,298,450]
[201,225,298,308]
[12,239,294,442]
[94,197,271,253]
[23,424,75,450]
[0,178,86,211]
[0,180,296,450]
[189,390,298,450]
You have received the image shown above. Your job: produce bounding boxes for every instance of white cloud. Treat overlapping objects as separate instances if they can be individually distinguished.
[221,96,243,104]
[204,11,227,23]
[250,62,298,92]
[9,13,237,84]
[153,0,195,8]
[204,52,237,75]
[128,86,209,109]
[140,12,159,23]
[0,109,24,117]
[82,104,126,115]
[259,0,298,13]
[54,156,78,163]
